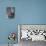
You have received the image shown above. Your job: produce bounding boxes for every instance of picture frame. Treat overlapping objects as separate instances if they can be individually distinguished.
[6,7,15,19]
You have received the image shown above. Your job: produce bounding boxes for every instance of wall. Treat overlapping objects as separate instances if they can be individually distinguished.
[0,0,17,44]
[0,0,46,44]
[16,0,46,24]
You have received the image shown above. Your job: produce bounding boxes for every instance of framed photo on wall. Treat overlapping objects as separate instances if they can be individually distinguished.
[6,7,15,19]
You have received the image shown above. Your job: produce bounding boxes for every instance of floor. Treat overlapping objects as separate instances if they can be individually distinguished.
[0,44,18,46]
[0,40,46,46]
[19,40,46,46]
